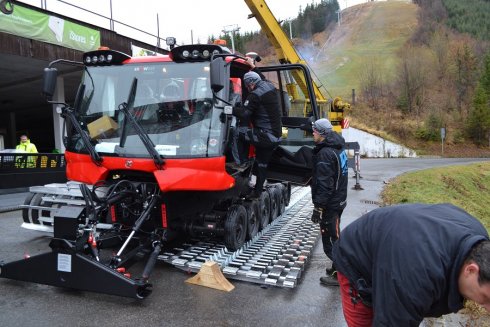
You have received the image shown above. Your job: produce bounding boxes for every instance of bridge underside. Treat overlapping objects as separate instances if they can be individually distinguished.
[0,8,167,153]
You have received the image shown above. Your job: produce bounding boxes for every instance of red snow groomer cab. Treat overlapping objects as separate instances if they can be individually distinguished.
[0,43,321,298]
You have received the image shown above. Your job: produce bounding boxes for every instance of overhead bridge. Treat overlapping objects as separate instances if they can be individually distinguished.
[0,0,169,156]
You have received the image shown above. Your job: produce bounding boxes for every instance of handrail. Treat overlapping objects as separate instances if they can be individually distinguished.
[18,0,172,49]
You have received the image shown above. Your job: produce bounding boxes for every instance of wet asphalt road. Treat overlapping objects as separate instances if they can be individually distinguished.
[0,157,488,327]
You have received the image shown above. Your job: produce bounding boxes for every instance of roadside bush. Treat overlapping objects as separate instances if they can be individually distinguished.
[415,114,443,141]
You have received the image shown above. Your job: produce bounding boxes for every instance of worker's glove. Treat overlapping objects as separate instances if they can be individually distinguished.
[311,207,323,224]
[219,112,226,123]
[245,56,256,68]
[232,105,245,119]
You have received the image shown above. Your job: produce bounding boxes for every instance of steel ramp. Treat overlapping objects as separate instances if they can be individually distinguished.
[158,186,318,288]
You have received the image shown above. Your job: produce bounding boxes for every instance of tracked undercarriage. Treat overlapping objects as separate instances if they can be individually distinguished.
[0,181,318,298]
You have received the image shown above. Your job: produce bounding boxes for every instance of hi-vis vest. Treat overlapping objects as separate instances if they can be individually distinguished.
[15,140,38,168]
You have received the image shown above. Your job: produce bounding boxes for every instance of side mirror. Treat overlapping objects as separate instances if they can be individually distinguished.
[210,57,225,93]
[42,67,58,99]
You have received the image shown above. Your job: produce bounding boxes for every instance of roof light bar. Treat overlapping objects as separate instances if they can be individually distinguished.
[170,44,231,63]
[83,49,131,66]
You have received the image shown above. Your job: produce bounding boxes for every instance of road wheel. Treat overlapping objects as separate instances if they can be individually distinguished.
[283,182,291,206]
[276,184,286,216]
[224,204,247,251]
[29,193,45,224]
[244,200,260,240]
[267,187,279,221]
[258,191,270,230]
[22,192,36,223]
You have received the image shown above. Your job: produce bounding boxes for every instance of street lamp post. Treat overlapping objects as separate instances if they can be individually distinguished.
[222,24,240,53]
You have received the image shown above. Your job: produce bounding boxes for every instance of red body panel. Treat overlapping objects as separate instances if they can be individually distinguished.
[65,152,235,191]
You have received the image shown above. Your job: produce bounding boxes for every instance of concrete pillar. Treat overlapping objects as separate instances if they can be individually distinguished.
[52,76,65,153]
[9,111,16,148]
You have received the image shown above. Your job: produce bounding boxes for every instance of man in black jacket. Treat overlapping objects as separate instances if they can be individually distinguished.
[232,71,282,198]
[310,118,348,286]
[332,203,490,326]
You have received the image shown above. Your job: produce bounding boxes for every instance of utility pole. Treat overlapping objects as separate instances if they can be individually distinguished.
[336,9,342,26]
[287,18,293,39]
[222,24,240,53]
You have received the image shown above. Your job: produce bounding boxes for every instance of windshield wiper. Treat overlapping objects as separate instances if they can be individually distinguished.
[119,78,164,170]
[62,84,102,165]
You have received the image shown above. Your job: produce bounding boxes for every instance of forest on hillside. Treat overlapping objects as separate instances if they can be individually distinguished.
[208,0,339,56]
[365,0,490,150]
[209,0,490,154]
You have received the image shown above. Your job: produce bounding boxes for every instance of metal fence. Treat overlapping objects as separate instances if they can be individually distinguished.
[21,0,171,48]
[0,153,66,189]
[0,153,65,170]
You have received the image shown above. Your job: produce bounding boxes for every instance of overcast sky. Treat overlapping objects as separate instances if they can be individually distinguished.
[18,0,368,47]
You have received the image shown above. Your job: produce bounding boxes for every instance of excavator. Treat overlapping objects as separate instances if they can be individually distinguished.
[0,1,354,299]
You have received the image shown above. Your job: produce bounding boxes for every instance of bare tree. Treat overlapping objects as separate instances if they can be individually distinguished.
[359,58,384,110]
[396,46,431,120]
[430,28,449,79]
[453,44,477,117]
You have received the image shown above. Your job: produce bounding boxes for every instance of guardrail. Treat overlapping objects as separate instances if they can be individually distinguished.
[0,153,66,189]
[20,0,173,48]
[0,153,65,170]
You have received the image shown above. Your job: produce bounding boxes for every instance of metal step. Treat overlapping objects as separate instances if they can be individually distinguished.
[158,186,318,288]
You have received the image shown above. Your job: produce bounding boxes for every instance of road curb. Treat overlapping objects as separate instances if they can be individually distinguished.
[0,205,21,213]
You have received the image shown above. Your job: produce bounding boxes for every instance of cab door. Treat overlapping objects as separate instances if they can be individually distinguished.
[259,64,323,185]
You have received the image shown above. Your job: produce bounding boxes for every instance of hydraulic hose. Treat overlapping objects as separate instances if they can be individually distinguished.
[142,242,162,281]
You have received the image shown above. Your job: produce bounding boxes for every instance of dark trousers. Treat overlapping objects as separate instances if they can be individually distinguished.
[253,145,275,192]
[233,127,280,192]
[320,209,343,268]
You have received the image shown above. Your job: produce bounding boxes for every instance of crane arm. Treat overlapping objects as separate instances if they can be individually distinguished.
[244,0,327,102]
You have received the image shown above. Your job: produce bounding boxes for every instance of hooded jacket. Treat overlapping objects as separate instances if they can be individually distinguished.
[310,130,348,210]
[332,203,489,326]
[16,139,38,153]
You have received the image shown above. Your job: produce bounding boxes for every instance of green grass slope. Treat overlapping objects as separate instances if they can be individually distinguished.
[310,1,418,99]
[382,161,490,230]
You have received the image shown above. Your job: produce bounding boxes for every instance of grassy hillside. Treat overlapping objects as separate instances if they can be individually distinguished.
[310,1,418,99]
[382,161,490,229]
[249,0,490,157]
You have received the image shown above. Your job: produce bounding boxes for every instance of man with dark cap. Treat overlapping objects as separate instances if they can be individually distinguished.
[232,70,282,199]
[310,118,348,286]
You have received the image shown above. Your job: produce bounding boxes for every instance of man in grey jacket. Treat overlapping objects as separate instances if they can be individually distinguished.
[310,118,348,286]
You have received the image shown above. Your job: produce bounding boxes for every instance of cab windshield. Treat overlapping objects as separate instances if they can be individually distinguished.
[67,61,224,158]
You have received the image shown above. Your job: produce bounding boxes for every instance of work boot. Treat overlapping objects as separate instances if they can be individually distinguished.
[229,162,249,172]
[320,269,339,286]
[245,188,261,200]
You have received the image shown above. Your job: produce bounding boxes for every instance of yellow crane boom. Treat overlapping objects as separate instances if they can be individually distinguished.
[244,0,347,132]
[244,0,326,102]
